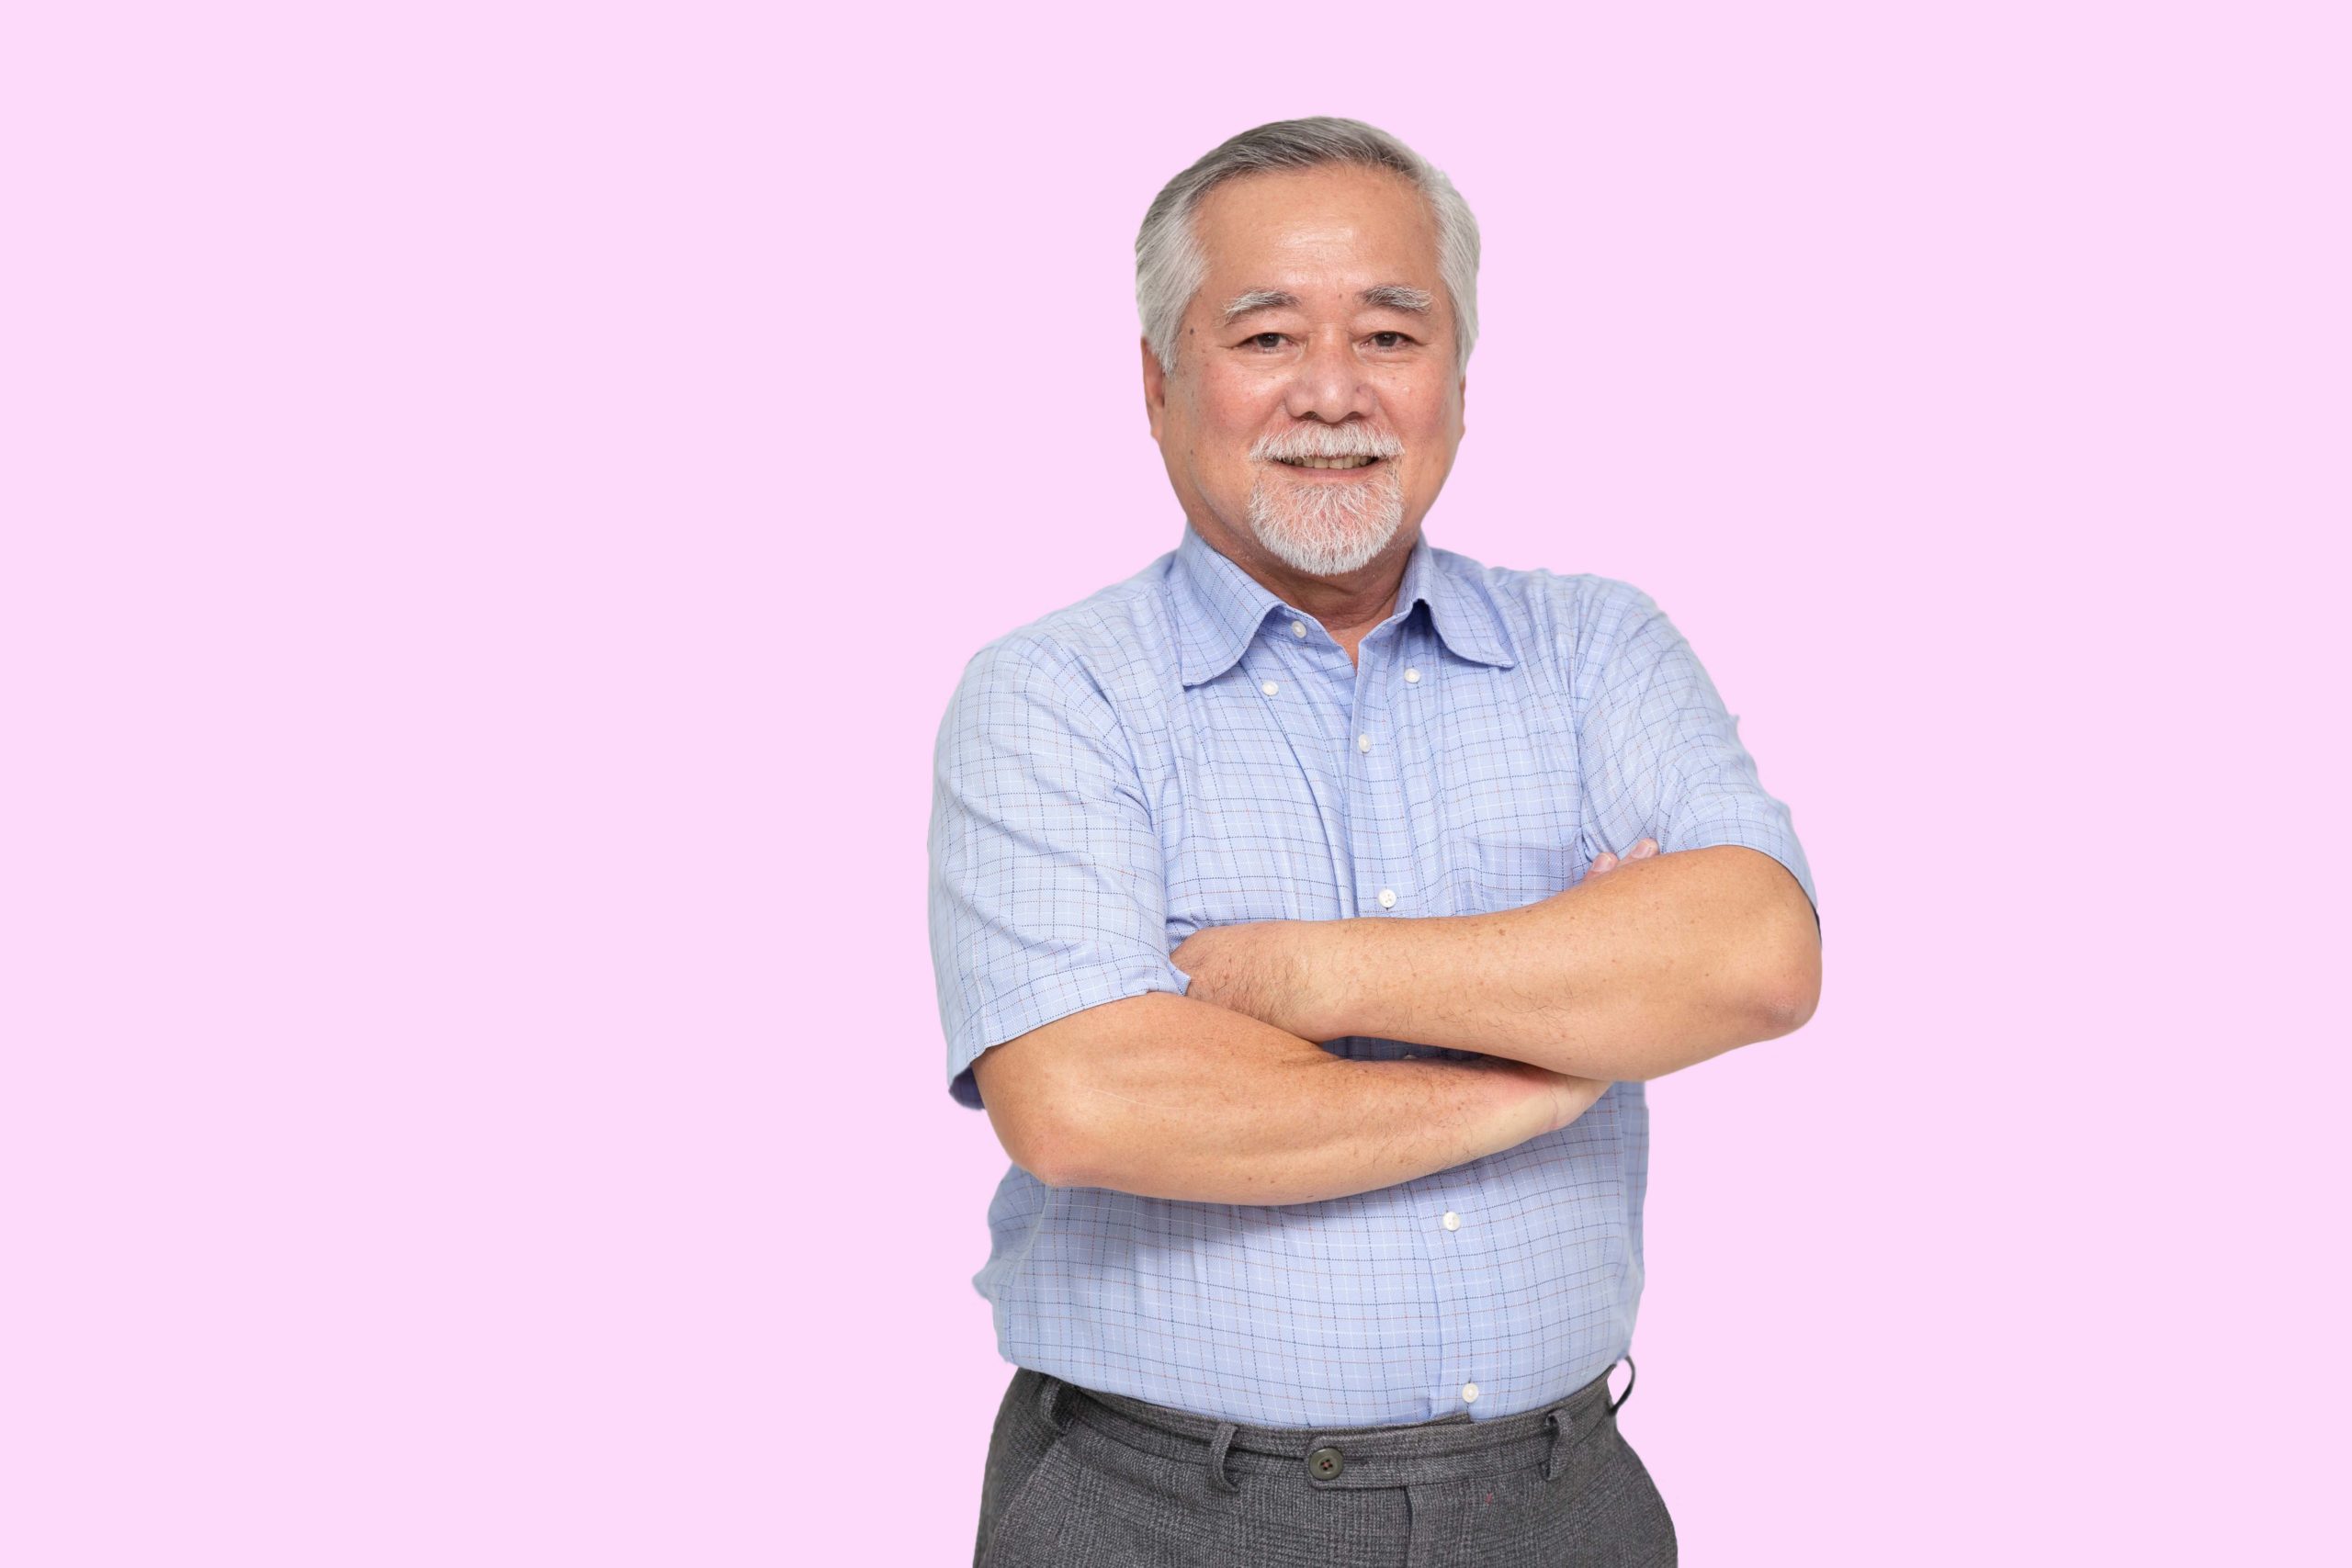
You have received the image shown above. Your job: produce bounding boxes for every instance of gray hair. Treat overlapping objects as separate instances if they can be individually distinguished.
[1136,118,1482,378]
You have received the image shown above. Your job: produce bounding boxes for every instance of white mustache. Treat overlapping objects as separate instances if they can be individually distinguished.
[1249,426,1404,463]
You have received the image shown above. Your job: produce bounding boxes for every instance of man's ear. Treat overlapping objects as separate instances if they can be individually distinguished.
[1141,336,1167,442]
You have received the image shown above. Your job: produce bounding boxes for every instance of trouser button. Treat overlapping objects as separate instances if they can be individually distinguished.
[1307,1446,1343,1480]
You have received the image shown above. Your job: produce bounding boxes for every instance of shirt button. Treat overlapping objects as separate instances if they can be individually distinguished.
[1261,680,1279,696]
[1462,1382,1479,1404]
[1404,667,1421,684]
[1357,734,1372,753]
[1291,619,1307,639]
[1442,1211,1460,1230]
[1378,888,1397,909]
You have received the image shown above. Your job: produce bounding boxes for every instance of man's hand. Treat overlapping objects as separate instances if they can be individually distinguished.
[1587,837,1659,878]
[1170,837,1663,1039]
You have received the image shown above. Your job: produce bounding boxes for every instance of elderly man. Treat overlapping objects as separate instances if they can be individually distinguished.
[929,117,1820,1566]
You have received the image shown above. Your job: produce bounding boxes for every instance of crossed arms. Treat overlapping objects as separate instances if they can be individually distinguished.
[941,581,1823,1206]
[969,839,1821,1206]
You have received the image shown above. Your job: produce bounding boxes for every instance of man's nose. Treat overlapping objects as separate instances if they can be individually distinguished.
[1281,331,1377,424]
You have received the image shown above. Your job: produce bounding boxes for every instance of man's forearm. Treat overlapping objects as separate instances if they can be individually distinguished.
[1178,845,1821,1082]
[984,992,1603,1206]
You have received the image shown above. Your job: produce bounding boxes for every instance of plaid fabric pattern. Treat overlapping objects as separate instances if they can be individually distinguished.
[928,523,1816,1427]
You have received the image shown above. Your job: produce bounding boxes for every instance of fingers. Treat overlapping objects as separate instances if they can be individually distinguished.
[1587,838,1659,879]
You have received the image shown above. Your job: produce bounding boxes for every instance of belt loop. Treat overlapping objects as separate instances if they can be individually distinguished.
[1036,1373,1074,1434]
[1541,1408,1569,1483]
[1205,1420,1241,1495]
[1608,1356,1637,1418]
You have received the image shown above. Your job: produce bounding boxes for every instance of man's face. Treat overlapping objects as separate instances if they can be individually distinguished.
[1143,164,1466,583]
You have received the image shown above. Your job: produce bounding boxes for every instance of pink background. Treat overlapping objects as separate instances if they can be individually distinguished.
[6,4,2343,1562]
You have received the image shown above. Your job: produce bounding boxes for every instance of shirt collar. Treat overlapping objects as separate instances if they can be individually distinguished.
[1168,523,1518,687]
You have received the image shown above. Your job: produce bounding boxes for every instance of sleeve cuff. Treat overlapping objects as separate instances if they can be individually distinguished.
[945,959,1191,1111]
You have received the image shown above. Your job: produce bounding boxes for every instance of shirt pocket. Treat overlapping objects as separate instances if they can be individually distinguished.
[1430,669,1587,916]
[1465,829,1587,914]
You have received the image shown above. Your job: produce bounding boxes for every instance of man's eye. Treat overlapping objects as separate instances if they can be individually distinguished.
[1250,333,1285,350]
[1370,332,1410,349]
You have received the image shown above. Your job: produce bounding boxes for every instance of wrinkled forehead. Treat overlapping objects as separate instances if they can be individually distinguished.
[1188,165,1444,305]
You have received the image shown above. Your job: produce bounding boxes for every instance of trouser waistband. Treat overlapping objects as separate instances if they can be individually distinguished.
[1033,1358,1634,1495]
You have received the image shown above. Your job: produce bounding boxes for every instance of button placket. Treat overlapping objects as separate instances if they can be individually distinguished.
[1344,651,1403,923]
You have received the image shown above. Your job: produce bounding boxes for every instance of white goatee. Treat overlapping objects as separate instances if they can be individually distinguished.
[1243,425,1408,577]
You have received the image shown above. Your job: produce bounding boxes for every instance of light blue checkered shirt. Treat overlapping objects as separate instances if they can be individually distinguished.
[928,523,1818,1427]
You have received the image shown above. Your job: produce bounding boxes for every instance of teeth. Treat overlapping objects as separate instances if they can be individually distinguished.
[1284,456,1377,469]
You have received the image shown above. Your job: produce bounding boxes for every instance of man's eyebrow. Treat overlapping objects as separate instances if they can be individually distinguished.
[1220,288,1300,323]
[1220,284,1434,325]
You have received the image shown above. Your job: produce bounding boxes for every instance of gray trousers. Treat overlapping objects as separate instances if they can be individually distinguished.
[974,1360,1676,1566]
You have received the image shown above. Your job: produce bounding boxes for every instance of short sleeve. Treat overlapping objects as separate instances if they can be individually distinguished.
[1577,582,1819,936]
[927,636,1190,1110]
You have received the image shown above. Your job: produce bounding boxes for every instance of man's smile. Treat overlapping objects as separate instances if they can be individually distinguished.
[1271,454,1387,473]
